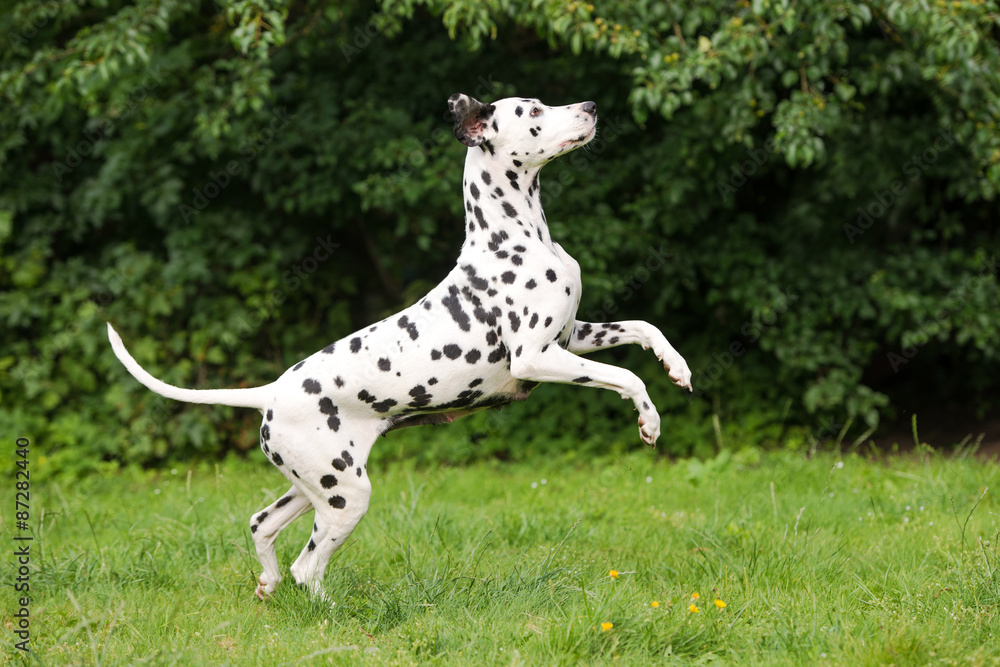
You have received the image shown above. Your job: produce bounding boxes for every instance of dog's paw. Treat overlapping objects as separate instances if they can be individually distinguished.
[255,577,273,601]
[638,412,660,447]
[661,354,692,392]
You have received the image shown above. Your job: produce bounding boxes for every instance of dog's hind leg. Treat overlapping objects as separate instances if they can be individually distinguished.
[287,436,375,597]
[250,485,312,599]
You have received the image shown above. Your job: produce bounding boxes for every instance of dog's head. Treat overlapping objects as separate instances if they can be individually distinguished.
[448,93,597,165]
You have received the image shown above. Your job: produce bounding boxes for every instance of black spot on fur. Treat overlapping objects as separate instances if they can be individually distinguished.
[329,496,346,509]
[276,495,292,508]
[321,474,338,489]
[470,182,480,200]
[481,170,491,185]
[508,311,521,332]
[544,316,553,327]
[293,361,305,371]
[573,376,592,383]
[322,343,335,354]
[487,230,509,251]
[271,452,283,466]
[319,397,340,431]
[372,398,398,413]
[260,424,270,440]
[332,458,347,471]
[431,349,442,360]
[488,343,507,363]
[397,316,420,340]
[302,379,321,394]
[465,349,482,364]
[408,384,432,408]
[525,279,537,290]
[334,376,345,388]
[462,264,489,290]
[443,344,462,359]
[307,539,316,551]
[350,337,362,353]
[501,271,516,284]
[474,205,487,229]
[576,323,593,340]
[266,409,273,421]
[342,450,354,467]
[378,358,392,372]
[442,285,471,332]
[529,313,539,328]
[502,201,517,217]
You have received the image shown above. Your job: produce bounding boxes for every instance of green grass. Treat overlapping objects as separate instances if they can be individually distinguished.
[3,447,998,665]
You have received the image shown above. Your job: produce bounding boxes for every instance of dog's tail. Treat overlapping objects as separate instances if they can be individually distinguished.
[107,323,272,410]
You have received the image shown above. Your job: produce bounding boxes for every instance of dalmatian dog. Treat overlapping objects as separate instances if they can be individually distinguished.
[107,92,692,600]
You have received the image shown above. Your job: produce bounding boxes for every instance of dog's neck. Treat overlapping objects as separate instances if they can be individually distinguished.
[460,147,555,253]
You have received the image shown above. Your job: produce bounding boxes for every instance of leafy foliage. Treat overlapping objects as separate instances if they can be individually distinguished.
[1,0,997,474]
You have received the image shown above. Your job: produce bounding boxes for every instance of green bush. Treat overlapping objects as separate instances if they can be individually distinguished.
[2,0,997,475]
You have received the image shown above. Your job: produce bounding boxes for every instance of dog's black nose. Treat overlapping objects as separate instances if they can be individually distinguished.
[582,101,597,117]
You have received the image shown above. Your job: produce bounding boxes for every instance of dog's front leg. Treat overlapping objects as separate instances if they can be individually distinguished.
[567,320,692,390]
[509,346,662,445]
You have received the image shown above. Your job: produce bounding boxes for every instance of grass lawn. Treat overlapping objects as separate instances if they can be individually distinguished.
[2,446,998,665]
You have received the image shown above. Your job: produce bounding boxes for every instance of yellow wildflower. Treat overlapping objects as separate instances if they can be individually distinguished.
[690,592,700,600]
[600,622,613,631]
[650,601,659,608]
[609,569,619,579]
[689,604,700,613]
[715,599,727,609]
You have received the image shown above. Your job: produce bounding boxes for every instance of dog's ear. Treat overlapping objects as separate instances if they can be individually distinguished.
[448,93,496,148]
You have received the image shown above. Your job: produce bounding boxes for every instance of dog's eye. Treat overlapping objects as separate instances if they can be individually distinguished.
[529,107,542,117]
